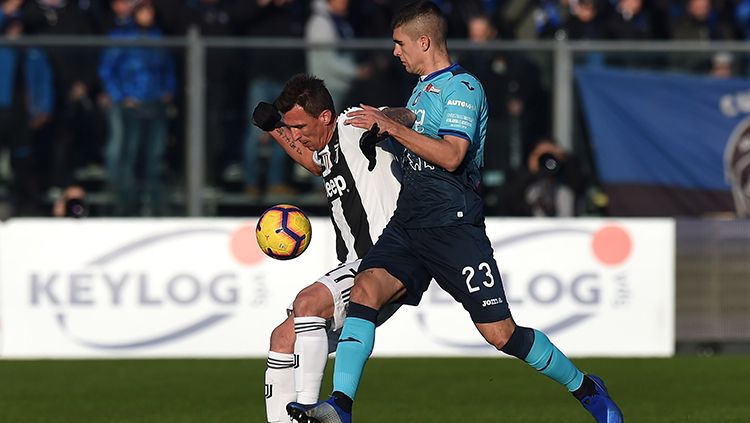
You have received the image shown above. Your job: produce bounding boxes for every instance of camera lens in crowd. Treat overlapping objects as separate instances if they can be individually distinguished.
[65,198,89,219]
[538,153,561,175]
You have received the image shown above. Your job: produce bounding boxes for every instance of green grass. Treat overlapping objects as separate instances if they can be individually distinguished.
[1,357,749,422]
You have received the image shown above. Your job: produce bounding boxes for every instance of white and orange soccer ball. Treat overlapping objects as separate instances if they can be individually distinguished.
[255,204,312,260]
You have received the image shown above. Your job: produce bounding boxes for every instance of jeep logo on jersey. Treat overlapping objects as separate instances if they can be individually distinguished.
[325,175,348,198]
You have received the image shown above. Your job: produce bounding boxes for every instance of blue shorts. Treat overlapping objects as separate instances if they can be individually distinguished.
[360,221,511,324]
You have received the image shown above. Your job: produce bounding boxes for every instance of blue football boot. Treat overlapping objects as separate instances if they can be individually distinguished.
[287,398,352,423]
[579,374,624,423]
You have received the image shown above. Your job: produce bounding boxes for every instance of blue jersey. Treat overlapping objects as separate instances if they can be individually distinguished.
[392,64,489,228]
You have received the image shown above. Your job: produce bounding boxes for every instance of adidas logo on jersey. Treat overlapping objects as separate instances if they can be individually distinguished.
[326,175,348,198]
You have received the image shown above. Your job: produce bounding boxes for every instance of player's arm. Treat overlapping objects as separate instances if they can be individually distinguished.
[346,105,469,172]
[382,107,416,129]
[252,102,322,176]
[269,126,322,176]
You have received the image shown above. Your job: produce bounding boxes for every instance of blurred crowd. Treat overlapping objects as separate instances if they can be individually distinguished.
[1,0,748,218]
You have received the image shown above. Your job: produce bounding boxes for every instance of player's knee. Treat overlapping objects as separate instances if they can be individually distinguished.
[478,318,517,351]
[269,321,295,353]
[292,286,331,318]
[350,272,385,309]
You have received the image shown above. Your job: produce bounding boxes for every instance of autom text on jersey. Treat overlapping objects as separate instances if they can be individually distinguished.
[394,63,489,228]
[313,111,401,263]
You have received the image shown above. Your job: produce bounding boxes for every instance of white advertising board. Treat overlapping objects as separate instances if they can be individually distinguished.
[0,218,674,358]
[374,219,675,357]
[0,218,338,358]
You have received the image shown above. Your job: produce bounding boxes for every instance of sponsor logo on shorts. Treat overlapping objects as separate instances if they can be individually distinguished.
[481,297,504,308]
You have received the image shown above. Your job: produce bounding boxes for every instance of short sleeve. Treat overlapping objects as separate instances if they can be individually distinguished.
[437,76,483,144]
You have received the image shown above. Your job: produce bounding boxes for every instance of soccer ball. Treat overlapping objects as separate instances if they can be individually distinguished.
[256,204,312,260]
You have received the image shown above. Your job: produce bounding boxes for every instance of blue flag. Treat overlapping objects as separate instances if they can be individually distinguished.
[576,67,749,216]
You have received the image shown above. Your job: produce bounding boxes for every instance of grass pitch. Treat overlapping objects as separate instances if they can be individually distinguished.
[1,356,749,422]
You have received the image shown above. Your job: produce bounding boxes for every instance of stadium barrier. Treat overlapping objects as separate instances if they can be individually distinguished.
[0,218,674,358]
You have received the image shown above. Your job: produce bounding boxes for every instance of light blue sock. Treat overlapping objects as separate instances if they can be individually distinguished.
[525,329,584,392]
[332,317,375,400]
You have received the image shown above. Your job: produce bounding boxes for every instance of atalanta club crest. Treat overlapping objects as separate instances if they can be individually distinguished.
[425,83,440,94]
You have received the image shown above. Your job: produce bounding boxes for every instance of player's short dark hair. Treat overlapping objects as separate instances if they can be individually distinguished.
[275,74,335,117]
[391,1,447,46]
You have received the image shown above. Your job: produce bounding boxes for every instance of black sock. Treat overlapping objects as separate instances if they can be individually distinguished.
[572,375,596,401]
[331,391,353,413]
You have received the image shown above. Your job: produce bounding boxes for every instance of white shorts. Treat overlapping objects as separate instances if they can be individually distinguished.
[287,259,400,353]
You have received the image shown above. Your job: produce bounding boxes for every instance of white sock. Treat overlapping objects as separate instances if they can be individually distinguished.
[265,351,295,423]
[294,316,329,404]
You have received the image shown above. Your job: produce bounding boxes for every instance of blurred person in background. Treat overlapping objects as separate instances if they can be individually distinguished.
[341,0,412,112]
[502,137,588,217]
[497,0,569,40]
[604,0,657,68]
[176,0,244,187]
[564,0,607,66]
[710,51,735,78]
[98,0,175,216]
[460,13,549,215]
[21,0,105,195]
[0,1,50,215]
[670,0,736,72]
[306,0,371,111]
[606,0,653,40]
[238,0,306,198]
[99,0,135,215]
[51,184,88,217]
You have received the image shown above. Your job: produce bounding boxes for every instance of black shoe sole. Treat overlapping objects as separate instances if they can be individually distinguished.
[287,404,321,423]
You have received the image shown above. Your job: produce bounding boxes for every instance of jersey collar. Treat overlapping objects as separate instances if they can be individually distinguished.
[421,63,460,82]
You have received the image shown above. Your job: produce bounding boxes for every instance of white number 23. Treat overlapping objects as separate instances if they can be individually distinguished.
[462,262,495,293]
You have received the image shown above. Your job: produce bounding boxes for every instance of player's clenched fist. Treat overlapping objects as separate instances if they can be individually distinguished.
[252,101,282,132]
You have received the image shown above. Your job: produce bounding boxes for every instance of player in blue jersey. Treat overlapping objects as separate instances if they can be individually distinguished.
[287,2,623,423]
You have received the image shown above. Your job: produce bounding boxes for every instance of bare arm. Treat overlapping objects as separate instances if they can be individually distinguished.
[345,105,468,171]
[382,107,416,129]
[268,126,322,176]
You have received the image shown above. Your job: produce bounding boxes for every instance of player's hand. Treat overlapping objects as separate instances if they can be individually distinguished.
[252,101,282,132]
[359,123,383,171]
[345,104,393,134]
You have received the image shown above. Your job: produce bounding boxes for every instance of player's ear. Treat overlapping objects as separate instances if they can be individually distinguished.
[420,35,430,52]
[319,109,333,125]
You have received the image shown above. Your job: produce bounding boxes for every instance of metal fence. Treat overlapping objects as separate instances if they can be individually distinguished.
[3,34,750,216]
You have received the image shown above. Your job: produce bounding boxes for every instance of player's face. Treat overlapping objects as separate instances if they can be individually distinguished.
[283,105,329,151]
[393,26,423,75]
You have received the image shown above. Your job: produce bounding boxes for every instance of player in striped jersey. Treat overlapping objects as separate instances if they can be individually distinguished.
[252,74,415,423]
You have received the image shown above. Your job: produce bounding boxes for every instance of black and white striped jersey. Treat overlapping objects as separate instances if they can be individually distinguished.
[312,108,401,263]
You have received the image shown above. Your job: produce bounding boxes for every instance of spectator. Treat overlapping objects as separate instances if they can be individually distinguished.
[460,14,549,214]
[498,0,569,40]
[99,0,135,213]
[0,3,51,215]
[669,0,736,72]
[238,0,305,197]
[607,0,653,40]
[605,0,658,68]
[564,0,608,66]
[305,0,370,111]
[502,138,588,217]
[21,0,104,193]
[670,0,736,41]
[51,184,88,217]
[709,51,734,78]
[98,0,175,216]
[176,0,245,187]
